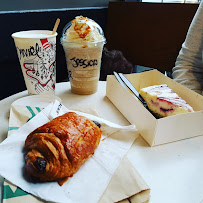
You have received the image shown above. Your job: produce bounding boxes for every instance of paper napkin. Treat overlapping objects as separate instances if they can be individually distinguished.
[0,100,139,203]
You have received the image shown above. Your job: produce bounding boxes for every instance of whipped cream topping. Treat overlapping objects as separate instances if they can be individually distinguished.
[64,16,105,43]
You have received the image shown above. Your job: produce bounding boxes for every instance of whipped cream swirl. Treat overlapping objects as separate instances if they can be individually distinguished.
[64,16,105,43]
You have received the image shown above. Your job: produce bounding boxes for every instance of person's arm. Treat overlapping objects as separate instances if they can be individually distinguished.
[172,1,203,95]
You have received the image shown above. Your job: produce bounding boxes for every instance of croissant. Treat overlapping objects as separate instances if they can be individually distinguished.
[24,112,101,186]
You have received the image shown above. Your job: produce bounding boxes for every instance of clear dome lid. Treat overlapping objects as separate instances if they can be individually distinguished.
[61,16,106,44]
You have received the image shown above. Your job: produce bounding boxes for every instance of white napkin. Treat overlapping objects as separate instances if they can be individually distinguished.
[0,100,138,203]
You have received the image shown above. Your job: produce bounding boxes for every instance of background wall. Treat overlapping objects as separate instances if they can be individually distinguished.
[0,0,117,12]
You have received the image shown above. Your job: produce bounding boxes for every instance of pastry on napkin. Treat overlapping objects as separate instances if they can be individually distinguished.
[2,99,150,203]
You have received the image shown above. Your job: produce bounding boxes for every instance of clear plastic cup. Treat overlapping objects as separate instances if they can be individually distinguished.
[12,30,57,96]
[61,20,106,95]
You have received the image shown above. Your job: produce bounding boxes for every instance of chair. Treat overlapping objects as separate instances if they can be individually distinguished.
[105,2,198,72]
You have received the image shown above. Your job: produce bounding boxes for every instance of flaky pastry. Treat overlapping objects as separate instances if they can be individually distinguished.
[24,112,101,186]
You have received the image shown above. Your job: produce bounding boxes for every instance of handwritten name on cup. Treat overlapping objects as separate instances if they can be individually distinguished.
[70,57,98,69]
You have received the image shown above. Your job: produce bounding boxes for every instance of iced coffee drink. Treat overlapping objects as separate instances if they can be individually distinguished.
[61,16,106,95]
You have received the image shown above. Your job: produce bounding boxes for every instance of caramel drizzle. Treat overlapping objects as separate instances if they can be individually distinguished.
[73,16,92,39]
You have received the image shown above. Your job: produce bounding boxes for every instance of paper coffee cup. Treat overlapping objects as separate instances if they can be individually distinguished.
[12,30,57,96]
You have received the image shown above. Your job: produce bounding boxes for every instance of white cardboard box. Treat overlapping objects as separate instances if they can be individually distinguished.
[106,70,203,146]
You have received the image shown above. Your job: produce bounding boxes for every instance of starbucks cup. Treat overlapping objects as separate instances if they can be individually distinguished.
[61,17,106,95]
[12,30,57,96]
